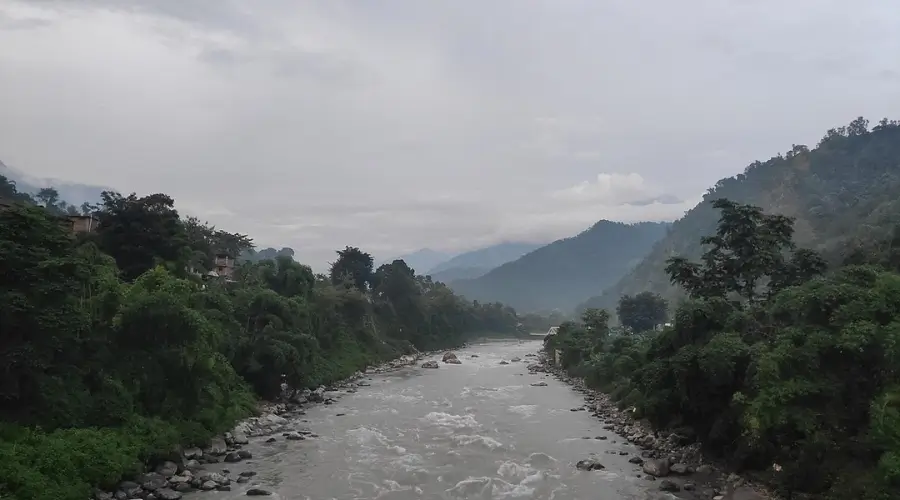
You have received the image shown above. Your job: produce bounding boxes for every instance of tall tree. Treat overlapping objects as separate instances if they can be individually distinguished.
[95,191,187,281]
[665,198,797,303]
[329,246,374,291]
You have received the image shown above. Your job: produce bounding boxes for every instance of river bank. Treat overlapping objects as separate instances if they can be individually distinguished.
[90,351,428,500]
[530,352,774,500]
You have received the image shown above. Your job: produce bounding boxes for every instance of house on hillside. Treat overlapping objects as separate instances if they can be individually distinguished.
[65,214,98,234]
[214,253,235,279]
[0,198,98,235]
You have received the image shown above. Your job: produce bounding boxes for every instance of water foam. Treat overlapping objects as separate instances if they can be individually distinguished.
[508,404,537,418]
[422,411,480,430]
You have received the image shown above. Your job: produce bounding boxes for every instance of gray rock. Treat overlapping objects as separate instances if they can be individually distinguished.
[238,450,252,459]
[642,458,670,477]
[237,477,250,484]
[95,491,114,500]
[155,461,178,478]
[246,488,273,496]
[168,476,190,485]
[530,382,548,387]
[200,481,217,491]
[659,480,679,492]
[239,471,257,477]
[207,437,227,456]
[421,360,439,369]
[232,432,249,445]
[575,459,606,471]
[285,432,304,441]
[628,456,645,465]
[173,483,192,493]
[224,452,243,463]
[670,463,691,475]
[155,489,181,500]
[142,477,169,492]
[183,447,202,460]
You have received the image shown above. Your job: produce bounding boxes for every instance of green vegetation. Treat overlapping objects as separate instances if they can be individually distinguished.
[547,196,900,499]
[580,117,900,313]
[0,176,526,500]
[448,221,670,312]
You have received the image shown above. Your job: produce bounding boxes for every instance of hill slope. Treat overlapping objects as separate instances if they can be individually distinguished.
[430,266,491,283]
[428,241,544,275]
[580,117,900,312]
[447,221,671,311]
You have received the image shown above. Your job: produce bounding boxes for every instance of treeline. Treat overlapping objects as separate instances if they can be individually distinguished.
[547,198,899,499]
[0,178,526,500]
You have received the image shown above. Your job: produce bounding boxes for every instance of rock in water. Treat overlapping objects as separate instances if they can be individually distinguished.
[246,488,273,496]
[421,360,439,369]
[575,459,606,471]
[442,352,461,364]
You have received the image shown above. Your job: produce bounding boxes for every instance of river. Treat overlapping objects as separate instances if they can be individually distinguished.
[197,340,682,500]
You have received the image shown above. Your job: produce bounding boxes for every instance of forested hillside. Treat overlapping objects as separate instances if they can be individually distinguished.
[580,117,900,312]
[548,197,900,499]
[0,175,525,500]
[448,221,670,312]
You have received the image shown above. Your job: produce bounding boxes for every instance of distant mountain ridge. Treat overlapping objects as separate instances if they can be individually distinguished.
[579,117,900,313]
[427,241,544,275]
[446,220,671,312]
[381,248,452,274]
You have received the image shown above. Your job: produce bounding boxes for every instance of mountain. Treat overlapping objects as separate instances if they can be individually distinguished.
[384,248,453,274]
[446,221,671,312]
[430,266,490,283]
[0,159,109,205]
[579,117,900,313]
[428,241,544,275]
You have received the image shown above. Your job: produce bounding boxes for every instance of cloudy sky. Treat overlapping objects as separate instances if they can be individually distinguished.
[2,0,899,270]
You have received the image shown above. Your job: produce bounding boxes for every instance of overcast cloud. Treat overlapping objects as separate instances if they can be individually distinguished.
[2,0,899,270]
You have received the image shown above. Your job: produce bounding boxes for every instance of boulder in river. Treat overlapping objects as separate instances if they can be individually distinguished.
[575,459,606,471]
[530,382,548,387]
[246,488,273,496]
[442,352,461,364]
[421,360,439,369]
[499,360,510,365]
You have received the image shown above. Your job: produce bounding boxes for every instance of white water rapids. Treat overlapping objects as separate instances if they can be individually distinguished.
[190,340,682,500]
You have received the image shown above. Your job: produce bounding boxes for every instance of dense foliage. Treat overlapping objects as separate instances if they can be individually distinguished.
[581,117,900,313]
[448,221,670,312]
[0,181,526,500]
[547,198,900,499]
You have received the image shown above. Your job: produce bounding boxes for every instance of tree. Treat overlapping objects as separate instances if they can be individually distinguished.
[665,198,798,303]
[329,246,374,291]
[95,191,187,281]
[616,292,667,333]
[35,187,60,211]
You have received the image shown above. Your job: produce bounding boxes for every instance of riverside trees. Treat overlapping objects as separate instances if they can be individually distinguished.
[547,198,900,499]
[0,185,525,500]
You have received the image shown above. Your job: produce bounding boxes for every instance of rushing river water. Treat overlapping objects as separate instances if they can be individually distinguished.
[200,340,680,500]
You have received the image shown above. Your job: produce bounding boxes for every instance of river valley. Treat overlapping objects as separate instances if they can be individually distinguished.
[188,340,712,500]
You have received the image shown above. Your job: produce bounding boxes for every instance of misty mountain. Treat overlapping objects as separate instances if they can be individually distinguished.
[428,241,544,275]
[0,159,109,205]
[429,266,491,283]
[383,248,453,274]
[578,117,900,313]
[446,221,671,312]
